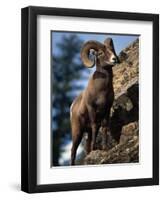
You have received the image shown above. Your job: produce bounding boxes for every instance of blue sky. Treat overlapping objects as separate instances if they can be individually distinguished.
[52,31,139,91]
[52,31,139,55]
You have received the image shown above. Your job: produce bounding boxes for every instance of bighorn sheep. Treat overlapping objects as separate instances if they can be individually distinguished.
[70,38,119,165]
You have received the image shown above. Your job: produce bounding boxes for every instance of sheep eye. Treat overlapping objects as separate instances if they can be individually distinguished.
[98,51,104,57]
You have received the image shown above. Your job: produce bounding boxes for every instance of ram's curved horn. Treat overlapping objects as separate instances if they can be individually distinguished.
[80,40,105,68]
[104,38,113,47]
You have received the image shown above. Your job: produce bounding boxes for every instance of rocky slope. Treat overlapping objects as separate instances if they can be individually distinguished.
[84,39,139,165]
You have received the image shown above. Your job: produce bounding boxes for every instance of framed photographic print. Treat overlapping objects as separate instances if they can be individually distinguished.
[21,6,159,193]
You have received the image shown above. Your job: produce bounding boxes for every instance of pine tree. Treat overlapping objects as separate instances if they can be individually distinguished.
[52,34,87,166]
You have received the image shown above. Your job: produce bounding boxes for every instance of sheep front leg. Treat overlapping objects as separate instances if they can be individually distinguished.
[88,106,99,151]
[91,123,99,151]
[101,112,111,150]
[86,132,92,155]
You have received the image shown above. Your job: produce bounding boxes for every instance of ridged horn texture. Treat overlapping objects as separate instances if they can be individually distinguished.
[81,40,105,68]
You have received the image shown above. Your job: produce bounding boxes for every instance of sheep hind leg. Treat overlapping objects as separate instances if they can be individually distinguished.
[70,132,83,165]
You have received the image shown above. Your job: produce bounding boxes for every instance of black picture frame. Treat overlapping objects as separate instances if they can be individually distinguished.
[21,6,159,193]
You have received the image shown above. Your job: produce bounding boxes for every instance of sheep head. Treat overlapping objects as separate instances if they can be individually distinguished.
[81,37,119,68]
